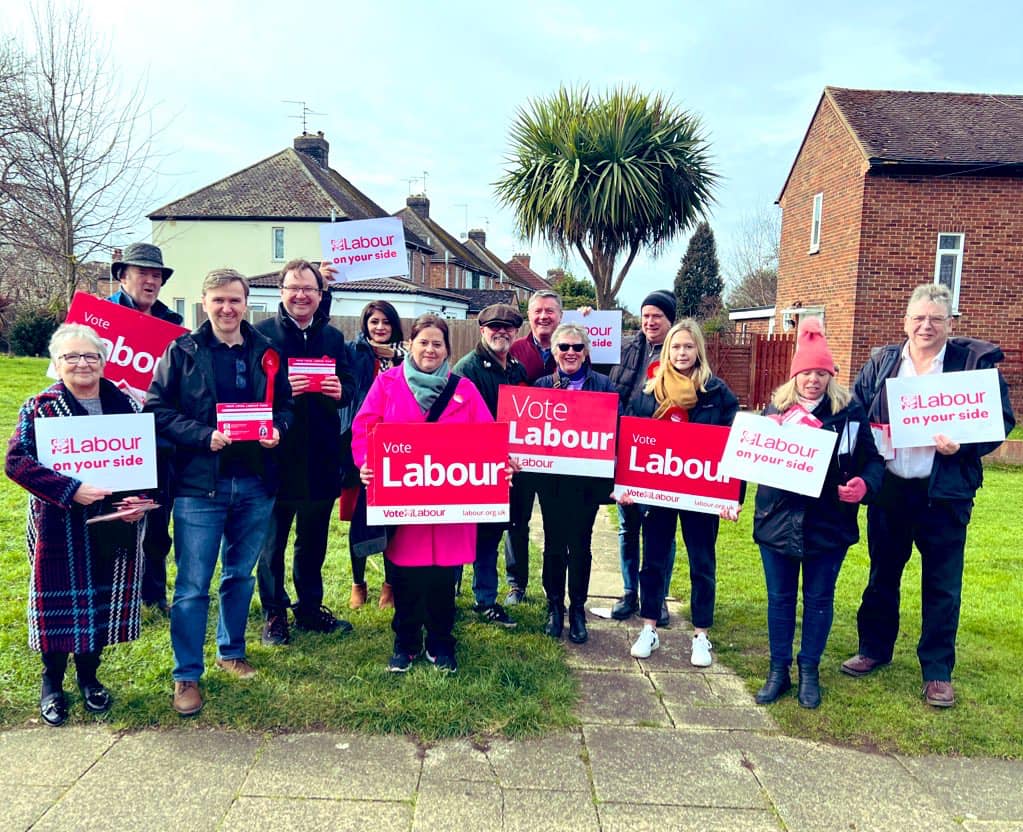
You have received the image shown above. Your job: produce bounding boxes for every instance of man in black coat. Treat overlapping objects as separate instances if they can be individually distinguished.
[841,283,1015,708]
[255,260,355,646]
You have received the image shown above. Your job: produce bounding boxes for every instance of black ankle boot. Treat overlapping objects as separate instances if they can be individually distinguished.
[755,661,792,705]
[797,661,821,709]
[568,605,588,644]
[610,592,637,620]
[544,602,564,639]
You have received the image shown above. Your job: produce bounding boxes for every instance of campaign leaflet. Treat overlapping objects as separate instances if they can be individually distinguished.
[35,413,157,492]
[367,421,509,525]
[496,386,618,477]
[612,417,740,514]
[216,403,274,441]
[287,357,335,393]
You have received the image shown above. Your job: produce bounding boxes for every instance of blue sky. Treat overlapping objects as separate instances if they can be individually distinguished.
[5,0,1022,310]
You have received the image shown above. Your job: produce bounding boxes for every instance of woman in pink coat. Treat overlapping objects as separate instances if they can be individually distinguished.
[352,314,494,674]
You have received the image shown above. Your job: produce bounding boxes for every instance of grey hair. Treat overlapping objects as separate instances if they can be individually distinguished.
[907,283,952,316]
[551,323,590,352]
[528,289,562,311]
[49,323,107,365]
[203,268,250,297]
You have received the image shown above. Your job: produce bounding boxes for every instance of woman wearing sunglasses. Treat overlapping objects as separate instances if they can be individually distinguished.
[533,323,618,644]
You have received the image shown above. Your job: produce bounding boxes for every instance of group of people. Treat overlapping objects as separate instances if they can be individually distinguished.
[6,240,1013,724]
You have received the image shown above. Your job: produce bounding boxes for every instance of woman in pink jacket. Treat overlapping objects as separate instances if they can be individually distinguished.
[352,314,494,674]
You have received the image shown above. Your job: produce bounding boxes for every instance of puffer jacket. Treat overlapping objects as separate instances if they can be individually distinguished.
[627,374,739,426]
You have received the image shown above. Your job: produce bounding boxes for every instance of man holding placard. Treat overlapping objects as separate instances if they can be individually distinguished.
[255,260,354,646]
[146,270,292,716]
[842,284,1015,708]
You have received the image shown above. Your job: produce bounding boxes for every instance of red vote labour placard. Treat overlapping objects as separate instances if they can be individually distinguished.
[497,386,618,477]
[612,417,740,514]
[367,421,510,525]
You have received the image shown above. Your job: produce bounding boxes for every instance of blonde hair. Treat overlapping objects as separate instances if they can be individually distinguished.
[644,319,713,394]
[771,376,851,412]
[203,268,249,297]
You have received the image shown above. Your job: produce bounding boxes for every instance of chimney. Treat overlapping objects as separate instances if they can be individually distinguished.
[467,228,486,246]
[294,131,329,169]
[512,253,531,268]
[407,194,430,220]
[546,268,565,283]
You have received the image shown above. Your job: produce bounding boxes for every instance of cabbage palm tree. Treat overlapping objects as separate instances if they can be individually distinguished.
[495,86,717,309]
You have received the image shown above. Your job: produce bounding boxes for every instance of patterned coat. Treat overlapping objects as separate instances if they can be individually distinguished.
[5,379,145,653]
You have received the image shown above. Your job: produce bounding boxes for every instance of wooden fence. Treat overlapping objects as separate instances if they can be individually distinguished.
[706,331,796,411]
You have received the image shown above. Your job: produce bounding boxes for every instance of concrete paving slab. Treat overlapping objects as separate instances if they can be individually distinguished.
[705,671,760,705]
[664,704,775,731]
[0,785,63,832]
[575,670,671,726]
[634,630,732,674]
[739,732,962,832]
[220,796,411,832]
[598,802,782,831]
[961,823,1023,832]
[562,624,638,672]
[504,788,601,831]
[654,670,760,708]
[413,780,502,831]
[584,725,764,808]
[420,738,494,784]
[241,733,421,801]
[485,731,590,792]
[0,727,115,786]
[30,730,262,832]
[896,755,1023,821]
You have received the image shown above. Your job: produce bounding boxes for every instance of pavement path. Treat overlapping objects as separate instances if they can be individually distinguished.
[2,507,1021,831]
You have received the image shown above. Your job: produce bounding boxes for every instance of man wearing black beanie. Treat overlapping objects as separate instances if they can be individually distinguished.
[608,289,678,623]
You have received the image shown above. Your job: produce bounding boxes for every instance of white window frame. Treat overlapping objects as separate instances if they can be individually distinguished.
[271,227,285,262]
[933,233,964,313]
[809,192,823,254]
[173,298,185,319]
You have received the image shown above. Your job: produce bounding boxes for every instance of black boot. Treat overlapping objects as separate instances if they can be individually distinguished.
[544,601,564,639]
[797,660,821,709]
[568,605,588,644]
[611,591,638,620]
[755,661,792,705]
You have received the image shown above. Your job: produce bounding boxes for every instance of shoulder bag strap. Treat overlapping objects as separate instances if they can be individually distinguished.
[425,373,462,423]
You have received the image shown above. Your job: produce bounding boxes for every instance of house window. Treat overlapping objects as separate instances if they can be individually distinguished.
[809,193,823,254]
[933,233,964,312]
[272,227,285,262]
[173,298,185,319]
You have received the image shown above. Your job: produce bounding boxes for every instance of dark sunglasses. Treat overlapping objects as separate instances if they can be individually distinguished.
[556,343,585,353]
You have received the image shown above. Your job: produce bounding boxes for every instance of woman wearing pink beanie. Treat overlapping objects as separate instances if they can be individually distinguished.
[751,317,884,708]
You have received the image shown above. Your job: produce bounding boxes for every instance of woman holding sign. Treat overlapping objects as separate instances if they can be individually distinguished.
[352,314,494,673]
[534,323,618,645]
[6,324,148,726]
[751,317,883,708]
[620,319,739,665]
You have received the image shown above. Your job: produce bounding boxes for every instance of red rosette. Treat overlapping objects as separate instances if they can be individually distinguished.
[646,360,660,379]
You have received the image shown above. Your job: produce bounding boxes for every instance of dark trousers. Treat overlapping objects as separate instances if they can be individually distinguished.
[537,479,600,607]
[857,473,970,681]
[390,563,459,658]
[760,546,846,665]
[505,473,541,590]
[620,502,677,597]
[41,650,101,694]
[641,508,718,626]
[257,497,335,616]
[350,550,396,586]
[140,502,172,603]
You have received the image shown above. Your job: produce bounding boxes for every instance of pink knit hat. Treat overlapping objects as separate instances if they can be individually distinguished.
[789,316,836,377]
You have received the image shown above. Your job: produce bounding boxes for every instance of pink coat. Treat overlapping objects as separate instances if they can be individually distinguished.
[351,366,493,568]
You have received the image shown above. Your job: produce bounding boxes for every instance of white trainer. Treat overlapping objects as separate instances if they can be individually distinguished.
[630,624,660,658]
[691,632,713,667]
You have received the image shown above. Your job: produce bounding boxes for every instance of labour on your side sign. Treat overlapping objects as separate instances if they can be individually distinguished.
[719,412,837,498]
[885,369,1005,448]
[496,386,618,477]
[62,292,188,403]
[560,309,623,364]
[612,417,740,515]
[320,217,408,282]
[35,413,157,492]
[367,421,510,525]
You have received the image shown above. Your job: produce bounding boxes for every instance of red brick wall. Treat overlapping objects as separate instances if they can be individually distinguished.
[427,260,468,290]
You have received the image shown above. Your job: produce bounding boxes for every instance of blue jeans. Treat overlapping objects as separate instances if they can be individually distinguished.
[472,524,503,606]
[171,476,274,681]
[760,546,846,666]
[619,502,676,596]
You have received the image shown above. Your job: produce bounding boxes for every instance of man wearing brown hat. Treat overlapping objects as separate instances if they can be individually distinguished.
[454,303,529,626]
[108,242,182,613]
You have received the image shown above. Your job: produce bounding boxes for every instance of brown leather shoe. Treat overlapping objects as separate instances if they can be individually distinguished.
[840,654,888,677]
[215,658,257,679]
[349,582,368,609]
[173,681,203,716]
[378,582,394,609]
[923,680,955,708]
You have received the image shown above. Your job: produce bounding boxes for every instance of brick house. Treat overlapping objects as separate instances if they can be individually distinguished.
[776,87,1023,410]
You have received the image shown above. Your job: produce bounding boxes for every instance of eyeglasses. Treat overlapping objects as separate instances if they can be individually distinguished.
[282,285,321,295]
[484,322,517,331]
[907,315,948,326]
[60,352,102,365]
[556,343,585,353]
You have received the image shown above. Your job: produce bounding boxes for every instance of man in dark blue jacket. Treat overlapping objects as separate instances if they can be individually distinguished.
[255,260,355,646]
[841,284,1015,708]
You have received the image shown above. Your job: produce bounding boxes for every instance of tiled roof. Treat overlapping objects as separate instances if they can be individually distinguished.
[248,272,469,303]
[504,257,552,291]
[826,87,1023,166]
[395,207,498,277]
[461,239,533,292]
[456,288,518,314]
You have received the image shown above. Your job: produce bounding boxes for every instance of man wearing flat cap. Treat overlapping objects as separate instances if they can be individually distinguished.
[454,303,529,627]
[108,242,183,613]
